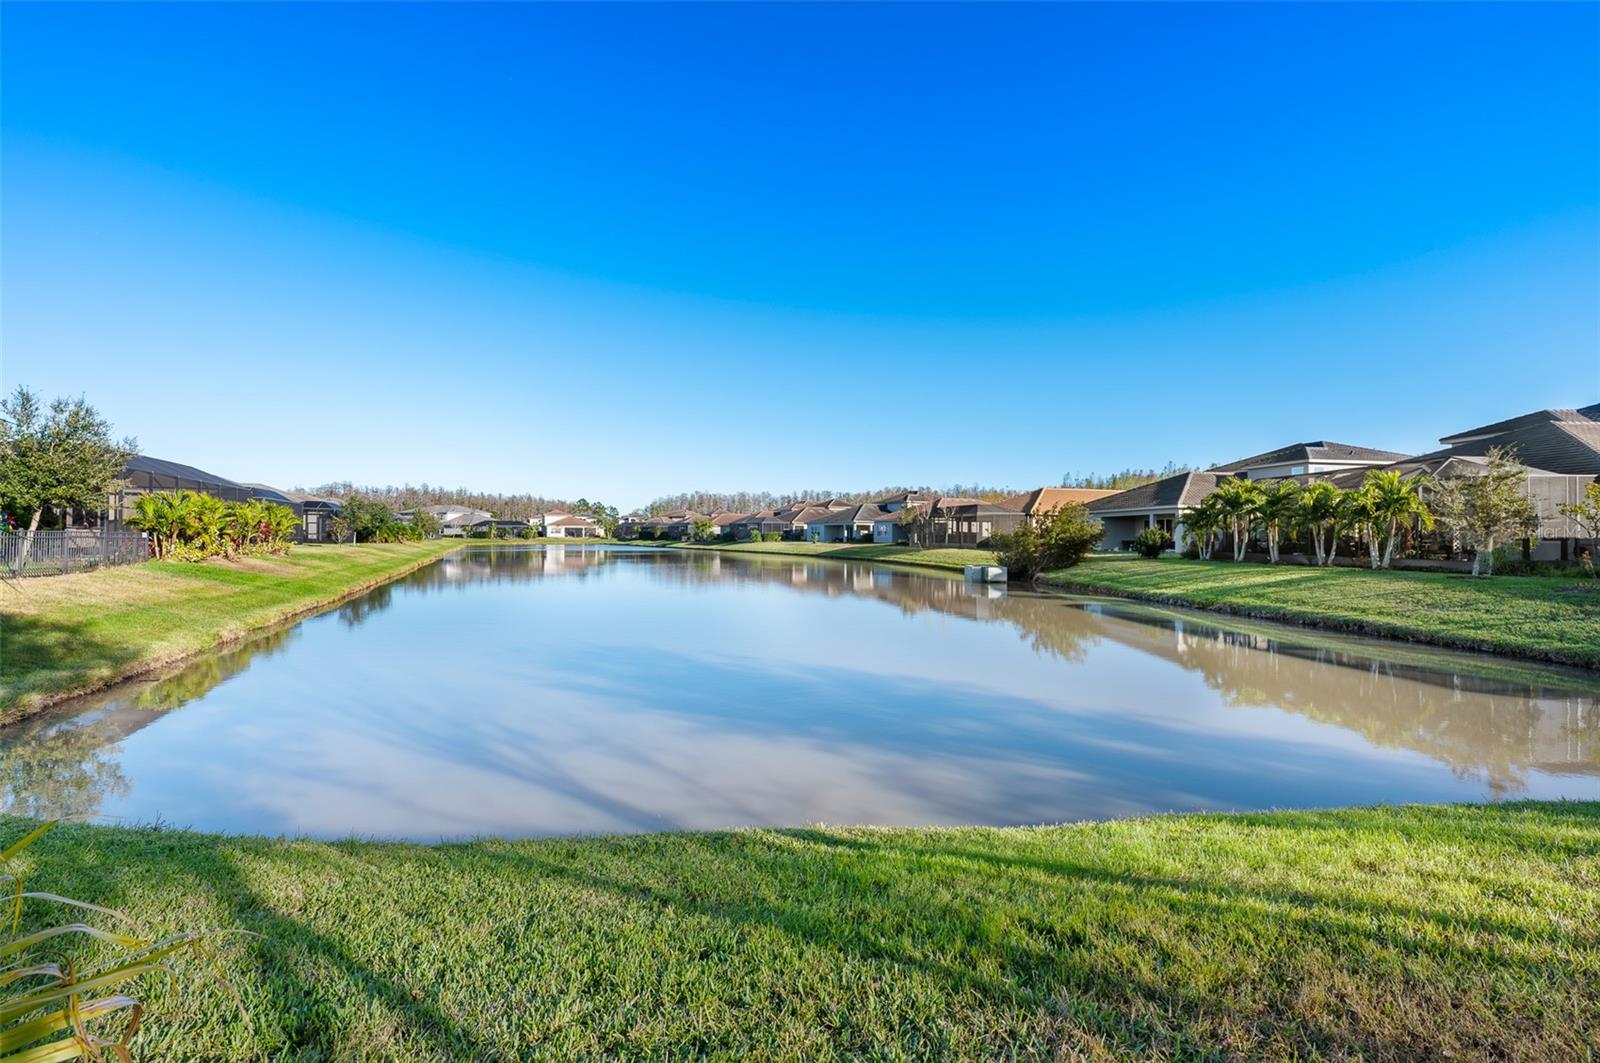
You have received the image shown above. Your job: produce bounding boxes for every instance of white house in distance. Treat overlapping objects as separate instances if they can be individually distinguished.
[540,513,603,538]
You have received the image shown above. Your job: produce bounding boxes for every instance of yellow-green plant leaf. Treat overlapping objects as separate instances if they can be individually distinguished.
[0,926,146,962]
[0,826,55,868]
[0,994,137,1057]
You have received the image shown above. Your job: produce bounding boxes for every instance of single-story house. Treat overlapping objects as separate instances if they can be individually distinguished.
[625,510,707,539]
[708,512,750,538]
[732,500,851,540]
[727,510,777,539]
[1088,471,1227,551]
[541,513,603,538]
[802,504,891,543]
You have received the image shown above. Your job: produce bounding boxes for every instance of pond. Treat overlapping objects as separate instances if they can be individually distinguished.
[4,545,1597,840]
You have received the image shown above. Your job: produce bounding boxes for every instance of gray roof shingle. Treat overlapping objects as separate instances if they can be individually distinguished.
[1210,441,1411,472]
[1088,471,1225,513]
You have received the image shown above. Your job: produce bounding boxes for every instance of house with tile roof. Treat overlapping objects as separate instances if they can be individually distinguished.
[707,512,750,539]
[1000,487,1120,516]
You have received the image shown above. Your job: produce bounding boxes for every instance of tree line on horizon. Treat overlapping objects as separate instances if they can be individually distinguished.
[1060,462,1198,491]
[307,482,588,523]
[640,485,1020,518]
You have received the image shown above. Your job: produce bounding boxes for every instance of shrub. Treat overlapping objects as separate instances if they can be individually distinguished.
[993,503,1103,579]
[374,520,423,543]
[339,497,396,542]
[127,490,299,561]
[1132,526,1173,558]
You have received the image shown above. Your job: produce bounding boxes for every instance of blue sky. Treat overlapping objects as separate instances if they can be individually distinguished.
[3,3,1596,510]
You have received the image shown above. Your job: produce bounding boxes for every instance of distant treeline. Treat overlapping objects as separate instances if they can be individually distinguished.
[642,485,1017,517]
[306,482,583,523]
[1061,463,1197,491]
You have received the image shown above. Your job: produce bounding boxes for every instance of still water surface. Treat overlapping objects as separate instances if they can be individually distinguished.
[4,545,1597,839]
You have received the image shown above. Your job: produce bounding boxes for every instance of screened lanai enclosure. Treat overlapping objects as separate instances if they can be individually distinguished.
[67,456,341,544]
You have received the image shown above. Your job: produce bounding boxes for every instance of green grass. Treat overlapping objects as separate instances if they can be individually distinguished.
[1045,556,1600,668]
[676,540,997,573]
[0,540,459,720]
[5,803,1595,1060]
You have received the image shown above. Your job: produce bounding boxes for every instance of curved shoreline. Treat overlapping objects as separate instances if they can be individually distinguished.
[1,540,462,724]
[1038,562,1600,670]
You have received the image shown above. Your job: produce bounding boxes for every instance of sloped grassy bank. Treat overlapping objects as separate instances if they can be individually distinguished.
[5,802,1595,1060]
[1044,555,1600,668]
[0,540,459,721]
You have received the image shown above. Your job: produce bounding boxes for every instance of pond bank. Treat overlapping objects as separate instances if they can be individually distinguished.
[1042,555,1600,668]
[672,540,996,573]
[0,539,460,721]
[6,801,1594,1060]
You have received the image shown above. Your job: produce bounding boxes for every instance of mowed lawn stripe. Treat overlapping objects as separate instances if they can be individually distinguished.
[0,540,459,718]
[1045,556,1600,667]
[4,802,1594,1060]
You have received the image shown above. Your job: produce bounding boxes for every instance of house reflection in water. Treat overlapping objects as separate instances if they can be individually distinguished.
[1,544,1594,832]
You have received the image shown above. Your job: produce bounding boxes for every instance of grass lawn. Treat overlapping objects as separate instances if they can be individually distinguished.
[676,540,997,573]
[0,540,458,720]
[1046,556,1600,668]
[5,802,1595,1060]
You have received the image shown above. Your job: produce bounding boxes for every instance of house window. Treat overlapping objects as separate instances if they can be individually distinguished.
[1290,465,1305,475]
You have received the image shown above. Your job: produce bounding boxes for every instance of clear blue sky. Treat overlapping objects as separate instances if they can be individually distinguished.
[3,3,1597,510]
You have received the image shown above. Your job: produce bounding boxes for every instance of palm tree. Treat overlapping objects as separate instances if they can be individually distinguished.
[1254,480,1301,564]
[226,500,265,550]
[126,491,181,558]
[1183,495,1224,560]
[182,492,230,557]
[1210,478,1263,562]
[1359,469,1433,569]
[264,502,300,550]
[1297,482,1346,566]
